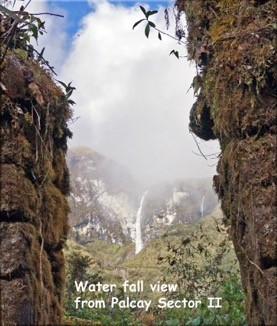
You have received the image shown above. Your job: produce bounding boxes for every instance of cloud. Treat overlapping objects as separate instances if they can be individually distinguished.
[53,1,220,185]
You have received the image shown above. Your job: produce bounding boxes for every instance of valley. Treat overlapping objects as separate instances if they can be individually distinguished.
[64,146,244,325]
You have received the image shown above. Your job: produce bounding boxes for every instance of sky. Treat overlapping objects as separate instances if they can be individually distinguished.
[11,0,220,186]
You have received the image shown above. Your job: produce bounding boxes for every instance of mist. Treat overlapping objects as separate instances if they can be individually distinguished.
[38,1,220,186]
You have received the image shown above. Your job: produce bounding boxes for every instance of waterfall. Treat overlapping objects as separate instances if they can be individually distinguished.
[135,191,148,254]
[200,195,205,218]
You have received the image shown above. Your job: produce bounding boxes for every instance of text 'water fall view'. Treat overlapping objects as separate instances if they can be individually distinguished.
[0,0,276,325]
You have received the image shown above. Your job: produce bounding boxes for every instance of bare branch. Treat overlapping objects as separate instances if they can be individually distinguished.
[25,44,57,76]
[23,0,32,10]
[190,130,208,160]
[30,12,64,18]
[192,150,220,158]
[153,26,186,45]
[68,116,80,125]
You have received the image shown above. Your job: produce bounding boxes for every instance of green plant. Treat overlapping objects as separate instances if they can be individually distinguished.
[152,269,246,325]
[0,0,76,104]
[153,219,246,325]
[158,220,236,297]
[133,6,186,59]
[0,2,55,70]
[56,80,76,106]
[65,250,98,297]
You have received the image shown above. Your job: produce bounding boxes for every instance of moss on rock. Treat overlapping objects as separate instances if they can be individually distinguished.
[176,0,277,324]
[0,44,72,324]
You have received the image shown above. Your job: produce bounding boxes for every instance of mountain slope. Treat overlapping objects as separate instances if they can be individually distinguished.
[67,146,218,248]
[65,205,237,300]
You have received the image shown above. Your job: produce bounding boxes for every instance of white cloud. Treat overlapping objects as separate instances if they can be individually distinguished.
[40,1,220,185]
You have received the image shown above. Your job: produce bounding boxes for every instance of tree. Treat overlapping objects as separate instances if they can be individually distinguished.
[66,250,94,297]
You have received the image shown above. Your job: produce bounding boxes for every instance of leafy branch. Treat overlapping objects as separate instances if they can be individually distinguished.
[0,3,63,71]
[0,0,76,105]
[133,6,186,59]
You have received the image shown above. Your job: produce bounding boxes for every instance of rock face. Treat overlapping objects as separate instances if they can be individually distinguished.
[0,50,71,324]
[67,147,138,245]
[67,147,218,247]
[176,0,276,324]
[141,179,217,243]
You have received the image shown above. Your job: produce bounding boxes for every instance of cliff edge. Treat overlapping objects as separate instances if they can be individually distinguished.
[0,45,72,324]
[176,0,276,324]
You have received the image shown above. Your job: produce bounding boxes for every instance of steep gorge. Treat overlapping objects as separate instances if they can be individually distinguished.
[1,1,276,324]
[176,0,276,324]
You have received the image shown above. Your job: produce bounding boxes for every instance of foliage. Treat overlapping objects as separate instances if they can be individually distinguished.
[0,0,75,105]
[132,6,158,39]
[133,6,186,59]
[153,275,246,325]
[65,250,96,297]
[56,80,76,106]
[152,218,246,325]
[175,0,276,139]
[169,49,179,59]
[64,215,246,325]
[64,249,137,325]
[65,299,137,326]
[0,3,46,42]
[158,219,236,297]
[0,3,47,68]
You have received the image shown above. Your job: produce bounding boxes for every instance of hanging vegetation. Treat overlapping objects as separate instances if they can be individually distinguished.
[175,0,276,324]
[0,3,73,324]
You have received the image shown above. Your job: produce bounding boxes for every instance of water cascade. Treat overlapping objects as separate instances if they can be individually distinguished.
[135,191,148,254]
[200,195,205,218]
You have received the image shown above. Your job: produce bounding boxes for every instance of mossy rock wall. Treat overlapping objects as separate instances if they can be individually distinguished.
[0,50,72,324]
[176,0,276,325]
